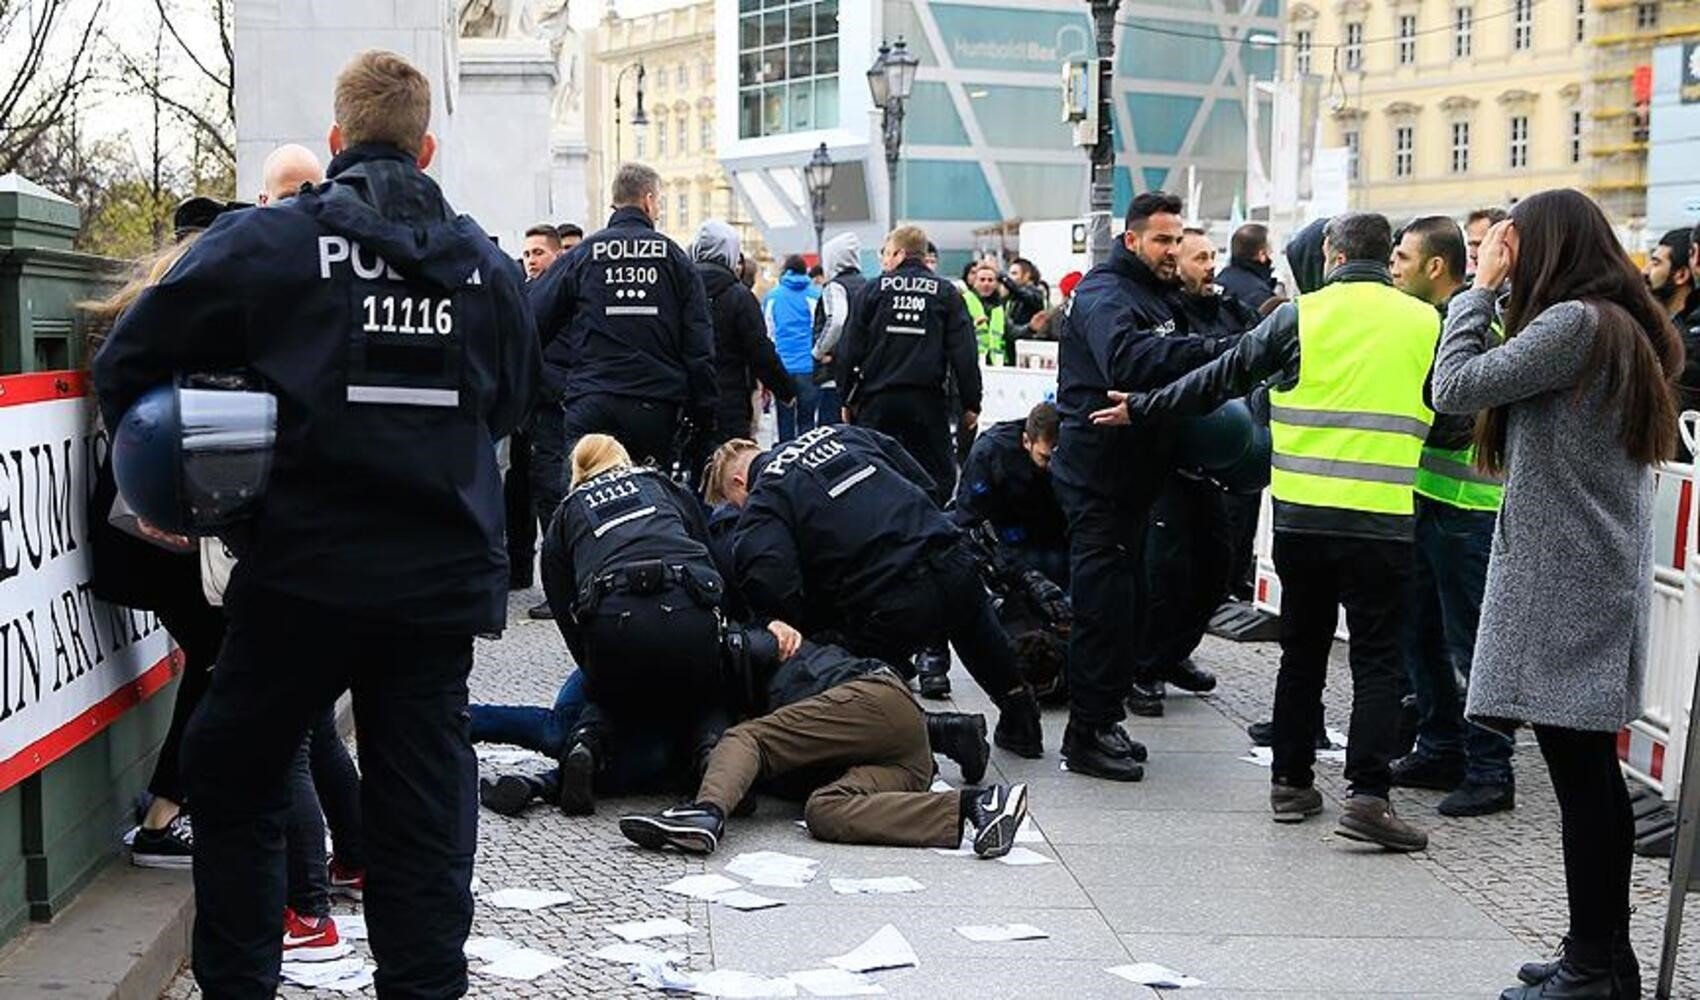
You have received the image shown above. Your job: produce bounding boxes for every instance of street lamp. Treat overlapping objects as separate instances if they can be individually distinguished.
[614,61,649,163]
[804,142,835,260]
[866,37,919,231]
[1084,1,1122,268]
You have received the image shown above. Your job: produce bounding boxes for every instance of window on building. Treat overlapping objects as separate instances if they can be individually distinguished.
[1394,125,1414,178]
[1570,108,1583,163]
[1509,114,1529,168]
[677,187,689,229]
[657,191,667,224]
[654,64,667,95]
[1344,128,1361,181]
[1637,3,1659,29]
[1575,0,1587,42]
[1453,6,1473,58]
[1344,22,1364,71]
[677,115,689,155]
[1450,120,1471,173]
[700,60,712,85]
[1513,0,1533,50]
[701,114,714,151]
[1296,29,1312,75]
[657,116,669,157]
[700,189,714,219]
[1398,15,1417,66]
[738,0,841,138]
[677,64,687,90]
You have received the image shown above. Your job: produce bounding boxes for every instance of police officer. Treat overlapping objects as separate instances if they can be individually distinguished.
[711,426,1045,758]
[953,400,1068,586]
[837,225,980,505]
[1110,212,1435,852]
[93,51,537,997]
[1051,191,1236,782]
[528,161,716,500]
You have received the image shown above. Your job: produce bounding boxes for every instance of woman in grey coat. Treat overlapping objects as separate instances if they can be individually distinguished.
[1432,188,1684,1000]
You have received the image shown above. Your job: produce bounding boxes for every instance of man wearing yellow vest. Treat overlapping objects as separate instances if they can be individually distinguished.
[966,262,1011,366]
[1388,216,1514,817]
[1097,213,1437,851]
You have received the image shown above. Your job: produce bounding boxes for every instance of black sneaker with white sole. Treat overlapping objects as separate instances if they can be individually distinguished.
[131,813,194,870]
[620,805,724,855]
[966,783,1029,859]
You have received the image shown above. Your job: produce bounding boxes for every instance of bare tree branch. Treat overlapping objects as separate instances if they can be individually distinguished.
[150,0,230,93]
[0,0,105,174]
[110,42,234,165]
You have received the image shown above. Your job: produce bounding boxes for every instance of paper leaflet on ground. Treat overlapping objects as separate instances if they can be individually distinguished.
[954,923,1049,942]
[825,924,918,973]
[828,876,925,895]
[608,916,698,941]
[478,947,569,981]
[280,955,366,989]
[691,968,800,997]
[1014,817,1041,843]
[724,850,820,888]
[469,874,486,893]
[465,936,522,962]
[928,777,954,793]
[592,942,688,965]
[716,889,786,910]
[632,958,698,991]
[323,965,375,992]
[483,886,574,910]
[334,912,368,940]
[996,847,1055,866]
[1106,962,1206,988]
[1238,747,1273,767]
[786,967,887,996]
[475,745,552,768]
[663,873,743,901]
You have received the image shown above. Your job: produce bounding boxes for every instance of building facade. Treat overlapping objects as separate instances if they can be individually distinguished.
[1590,1,1700,235]
[588,1,767,262]
[713,0,1281,274]
[1284,0,1590,221]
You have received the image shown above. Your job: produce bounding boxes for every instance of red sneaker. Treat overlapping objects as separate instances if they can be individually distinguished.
[328,858,364,902]
[282,907,352,962]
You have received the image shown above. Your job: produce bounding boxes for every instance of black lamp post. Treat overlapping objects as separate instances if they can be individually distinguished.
[613,61,649,163]
[866,37,919,231]
[1085,1,1121,267]
[804,142,835,261]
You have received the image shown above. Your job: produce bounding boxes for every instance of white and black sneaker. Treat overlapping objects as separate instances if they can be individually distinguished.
[966,783,1029,859]
[131,813,194,870]
[619,805,723,855]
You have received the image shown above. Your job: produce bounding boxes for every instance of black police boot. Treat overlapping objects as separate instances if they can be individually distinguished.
[527,599,554,621]
[1499,954,1621,999]
[556,736,600,816]
[620,804,724,855]
[1518,934,1640,996]
[1248,718,1335,750]
[479,774,550,817]
[1166,658,1217,694]
[916,647,952,700]
[927,712,990,784]
[1127,680,1166,718]
[993,688,1044,759]
[962,783,1029,859]
[1061,720,1145,782]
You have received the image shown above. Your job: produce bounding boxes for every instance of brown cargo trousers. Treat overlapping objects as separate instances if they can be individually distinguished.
[697,670,963,848]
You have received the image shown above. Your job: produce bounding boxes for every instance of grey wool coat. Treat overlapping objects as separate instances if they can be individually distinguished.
[1432,288,1654,733]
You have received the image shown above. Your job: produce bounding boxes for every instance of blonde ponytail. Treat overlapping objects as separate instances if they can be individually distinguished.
[569,433,632,488]
[703,438,759,506]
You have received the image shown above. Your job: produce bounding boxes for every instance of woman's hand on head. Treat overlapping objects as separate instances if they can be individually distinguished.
[1473,220,1516,291]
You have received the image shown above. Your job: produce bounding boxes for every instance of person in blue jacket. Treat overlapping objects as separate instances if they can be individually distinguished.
[764,253,823,441]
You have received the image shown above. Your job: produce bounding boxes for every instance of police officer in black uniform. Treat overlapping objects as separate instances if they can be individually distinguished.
[1052,191,1236,783]
[837,224,980,505]
[716,424,1045,758]
[953,400,1068,587]
[528,162,717,486]
[93,51,537,998]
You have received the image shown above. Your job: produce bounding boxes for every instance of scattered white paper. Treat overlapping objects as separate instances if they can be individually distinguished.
[996,847,1055,867]
[928,844,975,858]
[465,936,522,962]
[334,912,368,941]
[469,874,486,893]
[724,851,820,888]
[484,887,574,910]
[608,916,698,942]
[479,947,568,981]
[1238,747,1274,767]
[591,942,688,965]
[475,745,551,767]
[632,959,698,991]
[663,873,742,901]
[1014,818,1042,844]
[825,924,919,973]
[1326,727,1349,749]
[787,967,887,996]
[691,969,799,998]
[1106,962,1205,989]
[954,923,1049,942]
[323,965,375,992]
[716,889,786,911]
[929,777,954,793]
[1318,747,1348,764]
[281,955,364,988]
[829,876,925,895]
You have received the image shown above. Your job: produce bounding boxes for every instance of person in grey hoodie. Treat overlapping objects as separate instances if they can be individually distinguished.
[1433,188,1684,1000]
[690,220,794,457]
[812,232,865,429]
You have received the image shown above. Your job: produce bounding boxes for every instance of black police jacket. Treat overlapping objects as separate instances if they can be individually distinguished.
[528,206,717,418]
[731,424,956,630]
[544,465,719,599]
[837,258,981,411]
[92,144,538,634]
[952,419,1066,549]
[701,260,794,418]
[1053,237,1235,500]
[1176,288,1261,338]
[1217,257,1278,315]
[759,640,886,715]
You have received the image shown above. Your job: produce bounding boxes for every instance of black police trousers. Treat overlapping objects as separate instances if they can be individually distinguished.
[183,594,477,999]
[855,388,954,506]
[1054,477,1153,728]
[530,399,568,533]
[1135,474,1235,683]
[561,393,681,472]
[505,427,537,587]
[836,540,1025,707]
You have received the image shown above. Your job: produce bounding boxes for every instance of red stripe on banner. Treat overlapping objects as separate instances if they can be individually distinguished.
[1653,740,1667,781]
[1676,480,1692,572]
[0,371,87,408]
[1257,577,1269,603]
[0,648,182,793]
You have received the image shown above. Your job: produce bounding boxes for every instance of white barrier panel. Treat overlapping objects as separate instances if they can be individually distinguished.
[0,372,177,793]
[980,350,1058,425]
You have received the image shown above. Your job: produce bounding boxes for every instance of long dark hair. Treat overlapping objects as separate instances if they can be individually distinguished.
[1475,189,1684,470]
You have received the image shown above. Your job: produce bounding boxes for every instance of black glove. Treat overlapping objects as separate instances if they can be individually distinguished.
[1021,570,1072,635]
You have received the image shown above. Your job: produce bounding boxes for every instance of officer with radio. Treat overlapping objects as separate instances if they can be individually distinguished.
[527,162,717,501]
[96,50,537,998]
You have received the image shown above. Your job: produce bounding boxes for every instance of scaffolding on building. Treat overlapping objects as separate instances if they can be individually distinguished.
[1587,0,1700,231]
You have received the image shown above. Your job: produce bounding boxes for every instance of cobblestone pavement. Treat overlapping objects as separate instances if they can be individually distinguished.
[163,592,1700,998]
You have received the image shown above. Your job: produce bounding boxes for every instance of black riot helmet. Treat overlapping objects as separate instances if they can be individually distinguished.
[111,380,277,536]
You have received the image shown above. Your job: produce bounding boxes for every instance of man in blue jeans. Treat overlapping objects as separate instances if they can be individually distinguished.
[1388,215,1514,816]
[765,254,822,441]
